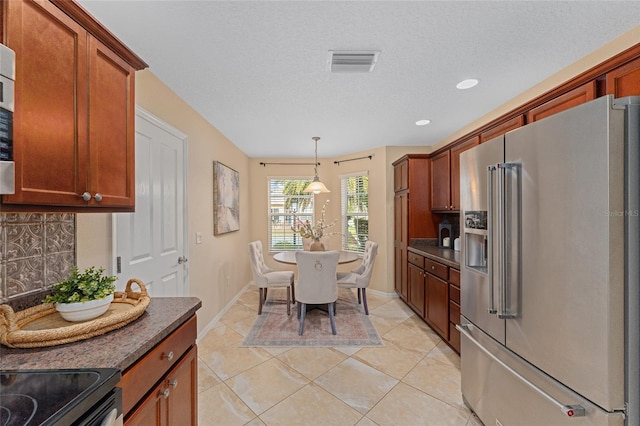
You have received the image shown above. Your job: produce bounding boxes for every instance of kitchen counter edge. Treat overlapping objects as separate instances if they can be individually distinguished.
[408,244,460,269]
[0,297,202,371]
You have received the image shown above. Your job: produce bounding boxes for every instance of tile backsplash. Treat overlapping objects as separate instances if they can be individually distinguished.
[0,213,76,303]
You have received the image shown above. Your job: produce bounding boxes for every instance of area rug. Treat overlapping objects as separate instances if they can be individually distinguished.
[241,288,383,347]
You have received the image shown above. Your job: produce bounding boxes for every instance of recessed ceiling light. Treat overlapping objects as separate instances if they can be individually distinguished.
[415,119,431,126]
[456,79,479,90]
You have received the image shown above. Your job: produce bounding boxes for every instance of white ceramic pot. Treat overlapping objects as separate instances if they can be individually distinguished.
[56,293,114,322]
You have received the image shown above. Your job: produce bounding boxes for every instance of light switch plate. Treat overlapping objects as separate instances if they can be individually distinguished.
[195,232,202,244]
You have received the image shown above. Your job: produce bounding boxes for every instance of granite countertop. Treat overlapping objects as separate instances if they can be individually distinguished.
[0,297,201,371]
[409,239,461,269]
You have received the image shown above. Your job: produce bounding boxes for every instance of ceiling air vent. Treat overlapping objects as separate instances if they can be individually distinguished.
[328,50,380,73]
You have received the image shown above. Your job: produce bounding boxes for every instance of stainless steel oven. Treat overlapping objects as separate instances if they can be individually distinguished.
[0,368,122,426]
[0,43,15,195]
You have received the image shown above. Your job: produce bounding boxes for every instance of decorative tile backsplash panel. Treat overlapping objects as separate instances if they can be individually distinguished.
[0,213,76,303]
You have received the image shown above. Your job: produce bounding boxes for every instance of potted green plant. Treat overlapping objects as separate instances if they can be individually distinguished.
[43,266,117,322]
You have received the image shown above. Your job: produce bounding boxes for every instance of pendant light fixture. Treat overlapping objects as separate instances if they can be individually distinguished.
[303,136,330,194]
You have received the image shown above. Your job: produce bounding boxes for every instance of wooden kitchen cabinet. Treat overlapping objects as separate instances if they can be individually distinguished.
[448,268,461,353]
[426,273,449,339]
[430,150,450,212]
[526,81,596,123]
[0,0,147,211]
[121,315,198,424]
[393,155,434,302]
[480,115,525,143]
[126,346,198,426]
[424,257,449,339]
[431,136,479,212]
[394,193,408,299]
[407,252,425,317]
[394,158,409,192]
[405,250,460,353]
[606,56,640,97]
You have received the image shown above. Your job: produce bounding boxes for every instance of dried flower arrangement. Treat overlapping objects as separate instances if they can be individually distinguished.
[291,200,338,241]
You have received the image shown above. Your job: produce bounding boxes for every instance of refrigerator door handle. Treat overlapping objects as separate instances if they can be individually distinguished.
[496,163,507,318]
[457,323,587,418]
[497,162,518,319]
[487,165,497,314]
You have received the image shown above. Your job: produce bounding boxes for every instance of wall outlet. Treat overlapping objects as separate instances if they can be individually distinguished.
[195,232,202,244]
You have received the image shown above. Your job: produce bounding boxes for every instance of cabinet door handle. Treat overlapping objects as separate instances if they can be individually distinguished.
[94,193,102,202]
[81,192,91,201]
[168,379,178,388]
[161,388,171,399]
[162,351,174,361]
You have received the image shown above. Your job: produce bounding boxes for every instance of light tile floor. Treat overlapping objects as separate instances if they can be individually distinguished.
[197,286,483,426]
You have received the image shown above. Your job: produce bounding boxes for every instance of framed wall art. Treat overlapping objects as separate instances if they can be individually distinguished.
[213,161,239,235]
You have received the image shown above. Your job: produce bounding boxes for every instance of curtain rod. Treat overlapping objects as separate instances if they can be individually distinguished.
[334,154,374,165]
[259,162,320,167]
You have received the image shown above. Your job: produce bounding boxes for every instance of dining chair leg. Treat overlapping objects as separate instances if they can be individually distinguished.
[328,302,337,335]
[357,288,362,304]
[258,288,264,315]
[362,288,369,315]
[298,303,306,335]
[286,287,291,316]
[291,283,295,303]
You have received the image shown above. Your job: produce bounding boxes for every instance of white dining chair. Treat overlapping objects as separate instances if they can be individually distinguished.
[294,250,339,335]
[248,241,295,315]
[336,240,378,315]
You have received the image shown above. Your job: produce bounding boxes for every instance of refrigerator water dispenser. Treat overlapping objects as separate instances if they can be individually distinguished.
[465,232,487,272]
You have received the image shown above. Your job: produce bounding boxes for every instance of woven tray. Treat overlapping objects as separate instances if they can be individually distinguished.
[0,278,150,348]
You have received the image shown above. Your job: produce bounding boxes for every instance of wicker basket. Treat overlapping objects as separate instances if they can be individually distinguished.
[0,278,150,348]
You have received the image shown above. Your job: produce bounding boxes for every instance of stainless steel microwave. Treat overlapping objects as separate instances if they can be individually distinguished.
[0,43,15,195]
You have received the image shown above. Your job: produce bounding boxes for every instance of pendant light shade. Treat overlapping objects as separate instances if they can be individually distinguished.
[303,137,330,194]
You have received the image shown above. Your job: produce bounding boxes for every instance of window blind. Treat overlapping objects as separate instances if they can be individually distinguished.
[340,172,369,253]
[267,177,313,251]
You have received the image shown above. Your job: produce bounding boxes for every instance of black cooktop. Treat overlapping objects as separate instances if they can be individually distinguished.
[0,368,120,426]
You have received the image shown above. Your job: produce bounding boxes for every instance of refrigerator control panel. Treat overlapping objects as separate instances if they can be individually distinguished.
[464,211,487,230]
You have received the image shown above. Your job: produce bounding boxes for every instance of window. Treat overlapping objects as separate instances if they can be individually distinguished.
[268,178,313,251]
[341,172,369,253]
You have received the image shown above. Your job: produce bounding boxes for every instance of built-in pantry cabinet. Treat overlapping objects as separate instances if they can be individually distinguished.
[393,155,435,302]
[0,0,147,212]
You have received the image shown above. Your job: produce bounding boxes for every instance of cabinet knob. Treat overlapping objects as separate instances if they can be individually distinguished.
[161,388,171,399]
[431,266,435,270]
[162,351,174,361]
[81,192,91,201]
[168,379,179,388]
[94,193,103,202]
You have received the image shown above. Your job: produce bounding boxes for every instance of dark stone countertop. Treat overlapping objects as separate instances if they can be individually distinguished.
[0,297,201,371]
[409,240,460,269]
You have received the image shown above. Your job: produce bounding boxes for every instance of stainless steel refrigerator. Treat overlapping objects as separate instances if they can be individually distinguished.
[458,95,639,425]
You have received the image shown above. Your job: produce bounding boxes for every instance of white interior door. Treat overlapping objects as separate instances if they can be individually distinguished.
[113,106,188,296]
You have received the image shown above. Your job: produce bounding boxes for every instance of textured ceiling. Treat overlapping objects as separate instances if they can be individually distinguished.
[77,1,640,158]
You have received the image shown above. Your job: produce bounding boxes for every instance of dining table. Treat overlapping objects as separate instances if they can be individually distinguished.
[272,250,360,265]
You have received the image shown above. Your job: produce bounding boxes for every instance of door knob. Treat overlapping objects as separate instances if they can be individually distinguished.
[178,256,188,264]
